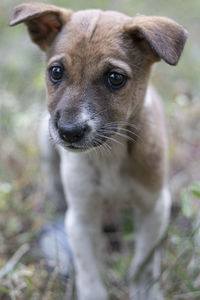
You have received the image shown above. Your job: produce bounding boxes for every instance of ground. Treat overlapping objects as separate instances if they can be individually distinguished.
[0,0,200,299]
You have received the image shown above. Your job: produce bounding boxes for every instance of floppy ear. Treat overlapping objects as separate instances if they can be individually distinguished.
[9,2,73,51]
[124,15,188,65]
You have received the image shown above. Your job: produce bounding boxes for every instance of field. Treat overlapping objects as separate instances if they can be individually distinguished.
[0,0,200,299]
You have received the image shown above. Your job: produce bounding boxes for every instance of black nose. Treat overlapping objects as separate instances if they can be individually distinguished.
[58,123,88,143]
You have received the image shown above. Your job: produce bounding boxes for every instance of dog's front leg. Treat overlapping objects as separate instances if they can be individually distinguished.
[60,152,108,300]
[129,188,171,300]
[65,200,108,300]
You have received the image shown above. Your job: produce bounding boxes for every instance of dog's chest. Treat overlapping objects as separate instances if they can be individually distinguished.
[60,146,155,208]
[93,155,157,209]
[95,155,132,201]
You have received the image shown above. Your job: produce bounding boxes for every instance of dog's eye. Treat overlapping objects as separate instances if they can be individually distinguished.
[106,72,127,90]
[49,65,64,83]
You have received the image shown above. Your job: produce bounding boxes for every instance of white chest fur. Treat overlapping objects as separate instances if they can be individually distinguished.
[59,143,159,209]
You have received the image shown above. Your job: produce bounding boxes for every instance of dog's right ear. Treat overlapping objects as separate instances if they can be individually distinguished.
[9,2,72,51]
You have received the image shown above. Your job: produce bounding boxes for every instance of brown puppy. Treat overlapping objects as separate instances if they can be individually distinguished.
[10,3,187,300]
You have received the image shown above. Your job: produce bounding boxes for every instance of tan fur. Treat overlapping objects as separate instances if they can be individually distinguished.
[10,3,187,299]
[128,90,168,191]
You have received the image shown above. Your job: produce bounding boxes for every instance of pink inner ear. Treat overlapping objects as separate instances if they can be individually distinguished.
[39,13,62,33]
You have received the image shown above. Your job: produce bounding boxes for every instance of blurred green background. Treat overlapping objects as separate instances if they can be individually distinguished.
[0,0,200,299]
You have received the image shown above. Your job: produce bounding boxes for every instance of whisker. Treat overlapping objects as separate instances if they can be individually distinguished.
[101,125,140,139]
[103,121,138,130]
[94,139,107,156]
[92,138,105,155]
[96,138,111,154]
[96,138,112,151]
[90,140,101,155]
[103,142,112,152]
[101,143,109,155]
[92,140,102,156]
[101,129,136,143]
[103,142,112,155]
[95,133,125,147]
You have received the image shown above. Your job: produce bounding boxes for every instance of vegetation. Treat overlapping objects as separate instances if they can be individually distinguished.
[0,0,200,299]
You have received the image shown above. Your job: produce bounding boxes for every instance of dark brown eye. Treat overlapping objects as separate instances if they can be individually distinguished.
[49,65,64,83]
[106,72,127,90]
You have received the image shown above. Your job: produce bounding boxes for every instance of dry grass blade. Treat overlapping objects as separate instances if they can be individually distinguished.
[0,244,30,279]
[173,291,200,300]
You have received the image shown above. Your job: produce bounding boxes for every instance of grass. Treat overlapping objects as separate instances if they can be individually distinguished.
[0,0,200,299]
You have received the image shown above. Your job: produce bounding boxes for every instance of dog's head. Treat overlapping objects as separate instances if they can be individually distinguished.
[10,3,187,152]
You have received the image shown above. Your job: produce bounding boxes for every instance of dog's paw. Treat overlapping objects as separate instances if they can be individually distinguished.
[38,219,73,276]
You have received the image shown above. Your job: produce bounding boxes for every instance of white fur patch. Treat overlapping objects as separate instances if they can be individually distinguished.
[79,107,98,135]
[144,88,152,107]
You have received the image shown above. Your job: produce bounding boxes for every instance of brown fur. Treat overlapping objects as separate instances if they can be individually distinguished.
[9,2,72,50]
[129,89,168,191]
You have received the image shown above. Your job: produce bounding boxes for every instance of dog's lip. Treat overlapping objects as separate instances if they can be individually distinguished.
[64,144,91,152]
[62,137,106,152]
[67,144,84,150]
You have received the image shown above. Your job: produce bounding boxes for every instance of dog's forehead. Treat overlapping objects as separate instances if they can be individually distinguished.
[70,9,130,34]
[49,9,131,62]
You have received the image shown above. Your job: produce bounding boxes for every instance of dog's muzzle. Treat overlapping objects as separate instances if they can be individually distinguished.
[50,110,108,151]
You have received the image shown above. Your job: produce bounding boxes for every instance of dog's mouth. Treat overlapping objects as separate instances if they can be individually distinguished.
[62,135,108,152]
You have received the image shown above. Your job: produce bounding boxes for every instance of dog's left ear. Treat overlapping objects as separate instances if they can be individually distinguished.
[124,15,188,65]
[9,2,73,51]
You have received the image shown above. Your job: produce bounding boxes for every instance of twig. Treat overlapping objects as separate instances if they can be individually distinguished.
[7,277,16,300]
[173,291,200,300]
[64,264,75,300]
[131,233,167,282]
[0,243,30,279]
[43,267,58,300]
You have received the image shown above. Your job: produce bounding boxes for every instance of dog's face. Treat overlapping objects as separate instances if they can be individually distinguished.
[10,3,187,152]
[46,10,154,151]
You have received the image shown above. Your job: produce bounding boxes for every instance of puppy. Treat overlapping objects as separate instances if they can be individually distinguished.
[10,3,187,299]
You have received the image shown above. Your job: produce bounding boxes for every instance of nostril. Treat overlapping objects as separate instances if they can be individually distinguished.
[75,125,87,137]
[60,132,68,142]
[83,124,90,134]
